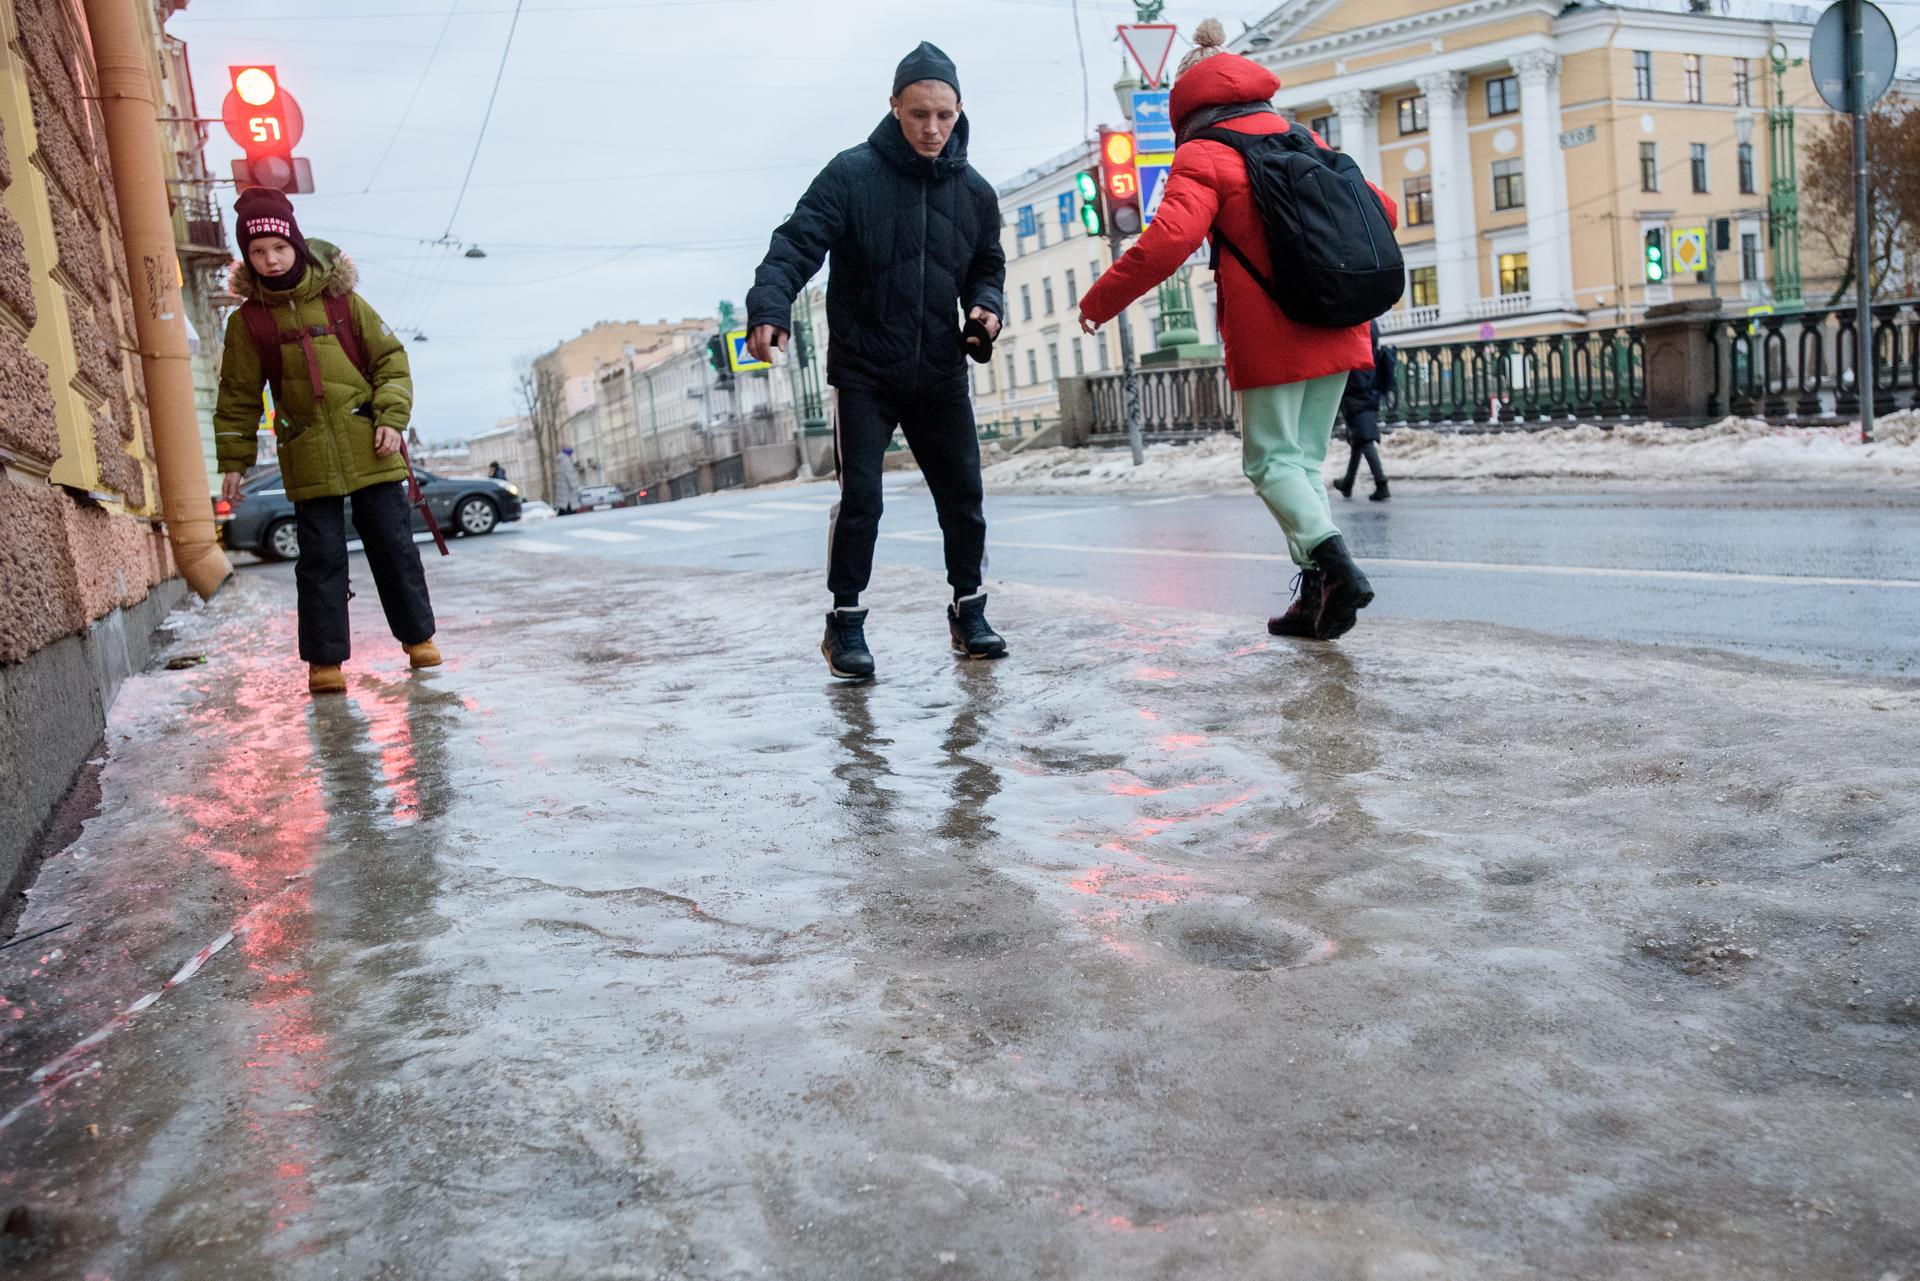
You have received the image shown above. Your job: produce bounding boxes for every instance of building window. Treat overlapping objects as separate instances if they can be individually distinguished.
[1309,113,1342,150]
[1640,141,1660,192]
[1741,232,1761,281]
[1690,142,1709,193]
[1037,219,1049,249]
[1066,268,1079,307]
[1404,176,1433,226]
[1026,350,1039,385]
[1634,50,1654,100]
[1486,75,1519,116]
[1491,158,1525,211]
[1020,284,1032,322]
[1733,57,1752,105]
[1737,143,1756,194]
[1097,336,1110,371]
[1409,265,1439,308]
[1003,351,1016,393]
[1684,54,1703,104]
[1043,277,1055,316]
[985,362,997,393]
[1072,336,1085,374]
[1047,342,1061,383]
[1498,251,1530,296]
[1397,94,1428,135]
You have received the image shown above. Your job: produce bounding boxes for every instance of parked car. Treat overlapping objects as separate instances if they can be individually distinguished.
[572,484,626,512]
[219,467,523,561]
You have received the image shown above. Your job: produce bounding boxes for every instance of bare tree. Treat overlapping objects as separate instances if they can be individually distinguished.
[514,354,567,503]
[1803,104,1920,303]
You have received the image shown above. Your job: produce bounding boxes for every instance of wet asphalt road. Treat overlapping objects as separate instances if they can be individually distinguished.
[453,479,1919,677]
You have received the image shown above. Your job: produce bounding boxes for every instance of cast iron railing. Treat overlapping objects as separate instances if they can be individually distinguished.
[1707,299,1920,421]
[1087,363,1236,440]
[1383,328,1646,426]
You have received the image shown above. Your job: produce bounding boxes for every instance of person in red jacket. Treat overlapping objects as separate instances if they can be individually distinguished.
[1078,20,1397,641]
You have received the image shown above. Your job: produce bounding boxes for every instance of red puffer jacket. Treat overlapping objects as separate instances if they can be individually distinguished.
[1078,52,1398,391]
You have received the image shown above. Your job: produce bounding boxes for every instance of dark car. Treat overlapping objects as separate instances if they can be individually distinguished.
[220,467,523,561]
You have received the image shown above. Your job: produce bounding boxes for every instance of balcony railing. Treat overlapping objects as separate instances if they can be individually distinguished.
[1379,305,1441,334]
[1467,293,1535,320]
[1706,299,1920,422]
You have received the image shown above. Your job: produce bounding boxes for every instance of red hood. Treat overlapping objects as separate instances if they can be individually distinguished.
[1170,53,1282,128]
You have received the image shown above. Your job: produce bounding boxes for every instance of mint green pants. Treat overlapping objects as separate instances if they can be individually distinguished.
[1240,373,1347,567]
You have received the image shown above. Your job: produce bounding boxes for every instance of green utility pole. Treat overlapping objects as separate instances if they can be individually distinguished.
[1767,41,1805,310]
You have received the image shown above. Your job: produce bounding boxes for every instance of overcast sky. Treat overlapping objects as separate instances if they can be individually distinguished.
[174,0,1282,442]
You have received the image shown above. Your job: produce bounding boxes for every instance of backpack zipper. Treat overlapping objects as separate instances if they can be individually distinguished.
[1344,180,1383,269]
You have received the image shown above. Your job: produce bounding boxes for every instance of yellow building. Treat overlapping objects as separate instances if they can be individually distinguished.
[1238,0,1841,340]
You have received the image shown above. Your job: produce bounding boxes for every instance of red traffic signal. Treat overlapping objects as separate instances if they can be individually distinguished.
[223,66,311,193]
[1097,128,1143,237]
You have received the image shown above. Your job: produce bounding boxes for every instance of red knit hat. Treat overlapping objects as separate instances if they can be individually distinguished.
[234,187,309,260]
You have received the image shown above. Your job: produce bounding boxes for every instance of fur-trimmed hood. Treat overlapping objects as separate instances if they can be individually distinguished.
[227,238,357,303]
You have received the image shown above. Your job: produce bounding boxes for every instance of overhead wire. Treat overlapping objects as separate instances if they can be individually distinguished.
[360,0,460,194]
[442,0,524,239]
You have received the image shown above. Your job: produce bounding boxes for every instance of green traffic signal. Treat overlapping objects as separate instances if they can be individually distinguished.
[1643,230,1666,283]
[1075,169,1103,235]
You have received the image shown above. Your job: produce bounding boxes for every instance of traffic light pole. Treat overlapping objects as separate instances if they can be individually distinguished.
[1847,0,1875,444]
[1106,227,1146,467]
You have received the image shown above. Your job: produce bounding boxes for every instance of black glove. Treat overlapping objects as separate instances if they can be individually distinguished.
[963,315,996,365]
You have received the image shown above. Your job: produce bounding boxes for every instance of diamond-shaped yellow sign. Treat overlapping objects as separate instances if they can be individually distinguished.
[1672,226,1708,276]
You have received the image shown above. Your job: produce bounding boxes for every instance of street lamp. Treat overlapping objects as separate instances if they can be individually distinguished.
[1114,61,1141,120]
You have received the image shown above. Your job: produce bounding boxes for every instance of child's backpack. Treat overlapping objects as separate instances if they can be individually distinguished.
[1195,124,1405,329]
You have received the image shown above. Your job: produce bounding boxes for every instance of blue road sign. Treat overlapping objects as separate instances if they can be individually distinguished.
[1057,191,1074,227]
[1017,204,1038,238]
[1131,89,1175,152]
[1137,152,1173,226]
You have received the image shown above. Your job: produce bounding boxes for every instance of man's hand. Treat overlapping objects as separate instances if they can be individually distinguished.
[746,324,788,364]
[1079,312,1100,335]
[220,472,243,505]
[966,307,1001,345]
[374,426,403,459]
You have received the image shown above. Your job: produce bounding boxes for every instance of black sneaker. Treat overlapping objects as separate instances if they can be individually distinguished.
[1309,535,1374,641]
[947,592,1008,660]
[822,607,876,680]
[1267,570,1324,638]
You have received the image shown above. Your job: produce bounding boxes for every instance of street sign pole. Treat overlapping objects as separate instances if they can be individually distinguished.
[1848,0,1874,443]
[1107,225,1146,467]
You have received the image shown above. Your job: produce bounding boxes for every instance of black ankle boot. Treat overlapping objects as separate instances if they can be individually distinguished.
[947,592,1007,659]
[1369,480,1391,502]
[1309,536,1373,641]
[822,607,876,680]
[1267,570,1323,638]
[1332,475,1354,499]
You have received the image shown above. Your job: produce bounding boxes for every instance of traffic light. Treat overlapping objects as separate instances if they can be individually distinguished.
[222,65,312,193]
[1096,128,1143,237]
[1074,169,1103,236]
[1643,228,1667,283]
[706,335,733,382]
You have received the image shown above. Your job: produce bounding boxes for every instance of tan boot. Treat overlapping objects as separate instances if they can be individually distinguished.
[406,640,442,669]
[308,664,347,695]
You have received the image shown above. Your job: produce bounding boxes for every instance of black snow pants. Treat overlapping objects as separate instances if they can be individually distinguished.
[828,387,986,600]
[295,480,436,665]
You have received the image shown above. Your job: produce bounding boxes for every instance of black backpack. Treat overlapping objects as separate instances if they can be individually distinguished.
[1195,124,1405,329]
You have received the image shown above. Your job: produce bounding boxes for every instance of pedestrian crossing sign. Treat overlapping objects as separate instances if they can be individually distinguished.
[728,329,771,374]
[1137,152,1173,226]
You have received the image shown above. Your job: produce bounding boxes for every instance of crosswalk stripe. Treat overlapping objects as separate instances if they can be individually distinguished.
[562,528,645,543]
[755,501,837,513]
[502,538,570,554]
[699,510,782,522]
[626,517,714,532]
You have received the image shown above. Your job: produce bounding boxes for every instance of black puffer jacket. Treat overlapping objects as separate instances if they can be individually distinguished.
[747,113,1005,399]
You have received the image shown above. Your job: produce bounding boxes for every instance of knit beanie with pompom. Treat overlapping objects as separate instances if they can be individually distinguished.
[1175,18,1228,79]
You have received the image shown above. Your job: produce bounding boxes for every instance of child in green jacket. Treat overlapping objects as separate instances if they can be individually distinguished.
[214,189,441,694]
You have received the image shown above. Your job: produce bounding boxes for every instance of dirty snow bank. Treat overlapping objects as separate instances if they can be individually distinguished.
[977,413,1920,494]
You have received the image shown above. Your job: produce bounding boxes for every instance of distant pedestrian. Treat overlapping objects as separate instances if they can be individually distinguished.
[214,189,440,696]
[553,447,580,515]
[745,40,1008,681]
[1333,325,1393,502]
[1077,20,1399,641]
[488,460,508,482]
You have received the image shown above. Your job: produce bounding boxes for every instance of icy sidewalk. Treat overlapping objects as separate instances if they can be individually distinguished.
[2,552,1918,1280]
[981,411,1920,495]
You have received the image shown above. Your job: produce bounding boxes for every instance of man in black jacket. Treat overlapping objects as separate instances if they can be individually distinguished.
[746,41,1007,681]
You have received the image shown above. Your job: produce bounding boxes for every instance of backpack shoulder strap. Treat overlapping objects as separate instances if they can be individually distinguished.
[323,291,373,383]
[238,300,284,396]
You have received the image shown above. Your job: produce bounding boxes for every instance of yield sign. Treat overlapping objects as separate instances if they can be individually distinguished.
[1118,23,1178,88]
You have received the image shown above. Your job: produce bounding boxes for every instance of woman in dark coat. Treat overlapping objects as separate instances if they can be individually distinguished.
[1333,325,1394,502]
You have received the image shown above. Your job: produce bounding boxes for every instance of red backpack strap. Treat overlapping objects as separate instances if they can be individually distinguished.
[323,291,372,382]
[238,300,284,396]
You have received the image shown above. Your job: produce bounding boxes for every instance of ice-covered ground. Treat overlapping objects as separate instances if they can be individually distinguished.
[977,412,1920,494]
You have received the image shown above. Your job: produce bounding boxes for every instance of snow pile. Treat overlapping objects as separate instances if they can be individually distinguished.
[979,413,1920,494]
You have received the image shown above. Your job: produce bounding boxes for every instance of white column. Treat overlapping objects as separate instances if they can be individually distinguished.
[1514,50,1571,310]
[1418,71,1478,318]
[1329,89,1379,178]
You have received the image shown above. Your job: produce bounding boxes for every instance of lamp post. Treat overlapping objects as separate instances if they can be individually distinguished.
[1767,41,1805,309]
[1114,63,1141,120]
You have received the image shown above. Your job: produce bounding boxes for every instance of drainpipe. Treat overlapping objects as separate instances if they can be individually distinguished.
[82,0,231,598]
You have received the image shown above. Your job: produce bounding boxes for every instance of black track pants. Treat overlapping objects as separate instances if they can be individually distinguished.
[828,388,986,599]
[1342,440,1387,489]
[295,480,436,665]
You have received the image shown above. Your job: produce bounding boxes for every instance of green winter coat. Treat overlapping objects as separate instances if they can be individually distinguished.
[214,240,412,503]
